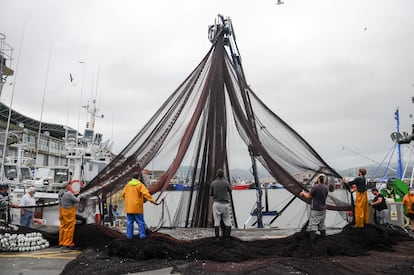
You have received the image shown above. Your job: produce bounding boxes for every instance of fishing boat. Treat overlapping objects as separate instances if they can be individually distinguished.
[232,184,250,190]
[267,182,284,189]
[0,42,113,225]
[0,65,113,225]
[172,182,194,191]
[232,179,250,190]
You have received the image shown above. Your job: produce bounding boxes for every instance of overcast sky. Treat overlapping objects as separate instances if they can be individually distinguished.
[1,0,413,173]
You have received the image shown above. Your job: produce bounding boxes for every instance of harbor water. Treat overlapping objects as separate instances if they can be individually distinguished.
[138,188,351,229]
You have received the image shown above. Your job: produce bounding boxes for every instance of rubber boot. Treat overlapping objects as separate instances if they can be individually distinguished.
[320,230,326,237]
[309,231,316,248]
[214,226,220,241]
[224,226,231,239]
[221,222,226,236]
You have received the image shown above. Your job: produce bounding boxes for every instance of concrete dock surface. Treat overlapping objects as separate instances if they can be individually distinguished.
[0,247,80,275]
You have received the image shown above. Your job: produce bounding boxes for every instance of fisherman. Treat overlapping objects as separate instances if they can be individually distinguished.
[20,187,37,228]
[0,183,18,222]
[402,187,414,231]
[59,184,80,249]
[300,174,329,246]
[343,168,369,228]
[210,168,232,240]
[370,188,388,225]
[122,172,159,239]
[112,205,120,220]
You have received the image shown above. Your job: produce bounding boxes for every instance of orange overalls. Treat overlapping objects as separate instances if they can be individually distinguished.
[59,205,76,246]
[354,191,369,228]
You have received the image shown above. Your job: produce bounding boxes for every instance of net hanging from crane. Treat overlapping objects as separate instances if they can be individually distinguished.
[79,16,352,228]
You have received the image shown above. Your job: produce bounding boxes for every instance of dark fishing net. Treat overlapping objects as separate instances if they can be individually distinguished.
[2,222,413,274]
[56,223,413,275]
[79,17,352,228]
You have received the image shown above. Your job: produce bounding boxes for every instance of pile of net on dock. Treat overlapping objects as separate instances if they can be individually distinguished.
[58,223,413,275]
[2,223,412,258]
[76,223,411,259]
[2,222,413,274]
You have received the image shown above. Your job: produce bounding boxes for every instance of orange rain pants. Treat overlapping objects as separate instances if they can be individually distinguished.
[59,205,76,246]
[355,191,369,228]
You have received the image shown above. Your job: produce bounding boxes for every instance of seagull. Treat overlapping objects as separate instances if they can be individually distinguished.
[69,73,77,86]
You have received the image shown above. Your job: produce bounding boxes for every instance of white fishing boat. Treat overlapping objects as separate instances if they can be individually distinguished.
[6,100,114,226]
[0,89,112,226]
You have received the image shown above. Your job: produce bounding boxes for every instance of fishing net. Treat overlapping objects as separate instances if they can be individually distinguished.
[79,17,352,228]
[2,222,412,274]
[57,223,413,275]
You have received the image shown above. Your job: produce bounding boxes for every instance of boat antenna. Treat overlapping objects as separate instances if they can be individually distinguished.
[76,61,86,144]
[36,42,53,163]
[95,63,101,104]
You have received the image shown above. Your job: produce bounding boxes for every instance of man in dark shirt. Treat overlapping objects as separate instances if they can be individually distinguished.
[343,168,368,228]
[210,168,232,240]
[370,188,388,225]
[0,184,18,222]
[300,174,329,245]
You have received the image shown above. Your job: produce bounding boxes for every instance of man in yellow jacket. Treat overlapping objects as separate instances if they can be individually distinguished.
[122,173,158,239]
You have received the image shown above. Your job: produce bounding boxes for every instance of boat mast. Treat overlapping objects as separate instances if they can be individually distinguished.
[209,15,264,228]
[394,108,403,179]
[36,43,52,164]
[85,99,103,131]
[0,33,14,97]
[0,32,17,182]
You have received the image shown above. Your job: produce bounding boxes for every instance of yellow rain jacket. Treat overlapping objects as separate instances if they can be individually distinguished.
[402,193,414,214]
[122,178,156,214]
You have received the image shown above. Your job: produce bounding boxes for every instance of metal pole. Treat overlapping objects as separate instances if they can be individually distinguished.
[1,24,24,182]
[36,43,53,165]
[250,150,263,228]
[76,61,85,144]
[0,33,5,97]
[395,108,403,179]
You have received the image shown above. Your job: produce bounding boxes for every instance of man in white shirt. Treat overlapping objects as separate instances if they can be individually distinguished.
[20,187,36,227]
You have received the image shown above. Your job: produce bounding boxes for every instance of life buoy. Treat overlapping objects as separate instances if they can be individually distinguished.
[95,213,101,224]
[68,179,84,194]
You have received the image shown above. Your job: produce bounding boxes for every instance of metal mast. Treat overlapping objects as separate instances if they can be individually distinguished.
[209,15,264,228]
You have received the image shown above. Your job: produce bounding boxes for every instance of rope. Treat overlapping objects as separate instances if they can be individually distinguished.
[149,197,166,232]
[148,191,171,232]
[299,203,309,231]
[13,201,60,208]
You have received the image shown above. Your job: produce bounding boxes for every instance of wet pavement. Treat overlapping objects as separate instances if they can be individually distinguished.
[0,247,80,275]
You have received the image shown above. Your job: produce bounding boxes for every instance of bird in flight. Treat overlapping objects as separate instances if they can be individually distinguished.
[69,73,76,86]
